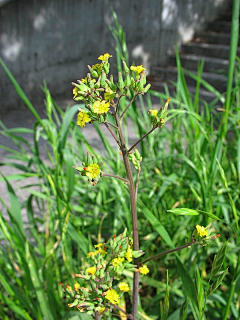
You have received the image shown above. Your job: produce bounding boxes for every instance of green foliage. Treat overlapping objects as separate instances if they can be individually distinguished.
[0,2,240,319]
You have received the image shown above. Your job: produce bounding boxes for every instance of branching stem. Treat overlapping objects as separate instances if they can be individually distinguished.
[106,121,118,130]
[119,93,138,120]
[140,241,196,265]
[104,122,120,146]
[128,126,158,154]
[115,113,139,320]
[102,173,129,184]
[108,303,133,319]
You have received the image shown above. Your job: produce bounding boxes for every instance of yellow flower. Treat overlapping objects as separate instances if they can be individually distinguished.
[105,289,119,305]
[98,248,107,255]
[85,163,100,179]
[130,65,146,75]
[94,243,103,248]
[81,76,96,84]
[92,63,103,73]
[148,109,158,117]
[92,100,110,114]
[104,88,116,101]
[74,283,80,291]
[119,282,130,292]
[99,307,106,314]
[112,256,124,267]
[125,247,133,262]
[139,265,149,275]
[86,266,97,275]
[73,87,78,98]
[87,251,94,257]
[76,110,91,128]
[98,53,112,61]
[196,225,209,237]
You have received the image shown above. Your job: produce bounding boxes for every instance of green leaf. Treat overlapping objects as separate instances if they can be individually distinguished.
[209,242,228,279]
[25,242,54,320]
[0,58,43,125]
[58,105,82,151]
[194,268,204,312]
[207,269,228,297]
[180,298,189,320]
[137,199,199,319]
[167,208,199,216]
[0,174,25,237]
[137,199,174,248]
[0,292,33,320]
[197,210,222,221]
[160,270,169,320]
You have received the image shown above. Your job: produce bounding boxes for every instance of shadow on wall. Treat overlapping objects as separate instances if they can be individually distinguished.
[0,0,231,113]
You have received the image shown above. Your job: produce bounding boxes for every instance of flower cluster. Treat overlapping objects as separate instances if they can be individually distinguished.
[148,98,170,127]
[128,148,142,170]
[196,225,209,237]
[192,224,220,246]
[60,230,147,317]
[73,152,102,186]
[72,53,151,129]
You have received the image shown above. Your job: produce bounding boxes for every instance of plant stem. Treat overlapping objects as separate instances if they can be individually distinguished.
[119,93,138,120]
[134,168,141,208]
[140,241,195,265]
[223,252,240,320]
[116,93,124,114]
[106,121,118,130]
[102,173,129,184]
[128,126,157,154]
[108,303,133,319]
[104,122,120,146]
[115,113,139,320]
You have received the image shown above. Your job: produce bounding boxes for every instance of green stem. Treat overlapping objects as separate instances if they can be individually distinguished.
[223,281,236,320]
[115,113,139,320]
[223,253,240,320]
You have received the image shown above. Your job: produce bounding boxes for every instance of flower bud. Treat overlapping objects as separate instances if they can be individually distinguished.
[122,61,130,73]
[144,83,151,93]
[103,62,110,74]
[124,71,131,87]
[105,79,117,91]
[87,65,98,78]
[118,72,125,90]
[100,70,107,88]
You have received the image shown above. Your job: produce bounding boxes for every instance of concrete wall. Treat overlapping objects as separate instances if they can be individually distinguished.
[0,0,231,113]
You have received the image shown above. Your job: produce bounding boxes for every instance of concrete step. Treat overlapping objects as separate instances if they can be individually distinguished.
[207,21,232,33]
[193,31,232,45]
[167,54,229,73]
[181,43,240,59]
[150,66,228,92]
[147,79,223,105]
[218,12,233,22]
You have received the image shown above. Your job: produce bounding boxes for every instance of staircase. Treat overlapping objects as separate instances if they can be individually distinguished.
[148,5,240,104]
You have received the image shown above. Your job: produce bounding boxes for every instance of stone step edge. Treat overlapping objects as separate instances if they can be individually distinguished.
[149,66,228,80]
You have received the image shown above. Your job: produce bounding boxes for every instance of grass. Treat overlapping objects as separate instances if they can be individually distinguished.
[0,1,240,319]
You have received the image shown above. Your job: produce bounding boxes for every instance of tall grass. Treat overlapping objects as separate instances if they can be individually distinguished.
[0,1,240,319]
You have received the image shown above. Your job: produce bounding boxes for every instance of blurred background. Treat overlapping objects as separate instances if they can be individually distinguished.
[0,0,232,114]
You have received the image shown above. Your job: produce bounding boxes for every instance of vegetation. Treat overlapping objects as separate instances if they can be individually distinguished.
[0,2,239,319]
